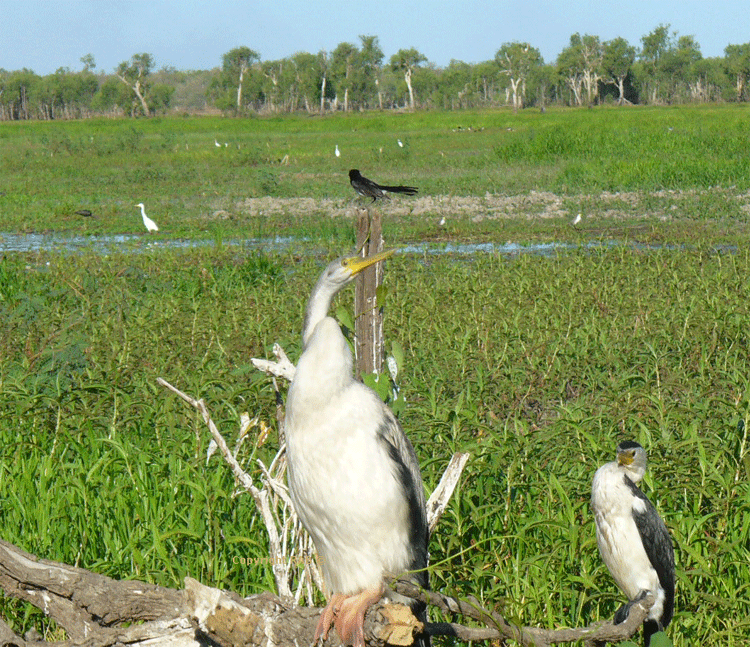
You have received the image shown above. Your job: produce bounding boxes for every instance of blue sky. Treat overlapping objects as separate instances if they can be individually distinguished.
[2,0,747,75]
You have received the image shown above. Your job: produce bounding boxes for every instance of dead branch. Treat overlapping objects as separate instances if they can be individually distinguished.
[250,344,296,382]
[425,452,470,536]
[156,376,468,604]
[0,538,187,646]
[392,579,655,647]
[0,537,652,647]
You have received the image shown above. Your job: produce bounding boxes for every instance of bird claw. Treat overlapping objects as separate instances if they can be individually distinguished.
[314,594,344,643]
[315,588,383,647]
[332,604,366,647]
[613,590,649,625]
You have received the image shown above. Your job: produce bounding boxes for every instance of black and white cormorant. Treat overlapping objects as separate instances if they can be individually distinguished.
[591,440,675,646]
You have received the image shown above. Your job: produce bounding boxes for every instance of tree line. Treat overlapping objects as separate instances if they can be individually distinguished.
[2,24,750,120]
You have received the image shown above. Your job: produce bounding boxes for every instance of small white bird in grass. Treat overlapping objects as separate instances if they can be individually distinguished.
[335,144,341,157]
[572,213,582,227]
[397,138,404,148]
[135,203,159,233]
[591,441,675,647]
[214,138,221,147]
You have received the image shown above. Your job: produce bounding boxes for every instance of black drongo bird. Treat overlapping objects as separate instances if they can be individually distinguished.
[349,169,418,203]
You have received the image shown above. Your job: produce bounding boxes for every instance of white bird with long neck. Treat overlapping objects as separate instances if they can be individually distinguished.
[135,203,159,233]
[285,250,429,647]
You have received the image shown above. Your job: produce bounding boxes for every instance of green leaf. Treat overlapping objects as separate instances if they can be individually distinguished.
[389,340,405,374]
[648,632,674,647]
[362,372,390,402]
[335,305,354,332]
[375,283,389,305]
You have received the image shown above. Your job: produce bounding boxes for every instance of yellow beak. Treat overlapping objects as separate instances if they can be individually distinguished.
[617,451,635,466]
[343,249,395,275]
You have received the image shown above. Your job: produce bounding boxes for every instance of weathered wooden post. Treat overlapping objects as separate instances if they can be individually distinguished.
[354,206,385,378]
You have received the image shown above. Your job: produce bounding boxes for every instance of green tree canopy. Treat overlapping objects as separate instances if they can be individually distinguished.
[496,42,543,111]
[390,47,427,109]
[115,53,155,116]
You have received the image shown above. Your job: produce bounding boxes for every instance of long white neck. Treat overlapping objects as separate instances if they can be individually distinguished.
[294,317,353,403]
[288,271,355,419]
[302,272,340,347]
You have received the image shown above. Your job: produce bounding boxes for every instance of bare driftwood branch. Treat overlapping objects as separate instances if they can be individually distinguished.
[0,537,652,647]
[0,539,187,646]
[392,579,655,647]
[250,343,296,382]
[0,540,422,647]
[157,377,467,605]
[425,452,470,536]
[156,377,306,601]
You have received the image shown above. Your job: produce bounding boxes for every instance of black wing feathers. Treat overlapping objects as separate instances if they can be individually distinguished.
[624,476,676,628]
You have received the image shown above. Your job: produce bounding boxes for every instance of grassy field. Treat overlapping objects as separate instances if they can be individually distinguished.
[1,104,749,244]
[1,106,749,645]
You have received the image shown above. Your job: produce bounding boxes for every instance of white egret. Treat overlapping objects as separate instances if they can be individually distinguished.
[335,144,341,157]
[214,138,221,147]
[591,441,675,647]
[286,250,429,647]
[397,139,404,148]
[572,213,582,227]
[135,203,159,233]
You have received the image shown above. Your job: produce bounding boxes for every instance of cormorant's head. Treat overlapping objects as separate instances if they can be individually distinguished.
[303,249,395,346]
[616,440,647,483]
[320,249,395,291]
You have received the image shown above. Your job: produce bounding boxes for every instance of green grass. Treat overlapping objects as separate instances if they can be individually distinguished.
[1,105,750,244]
[1,245,749,645]
[1,106,750,645]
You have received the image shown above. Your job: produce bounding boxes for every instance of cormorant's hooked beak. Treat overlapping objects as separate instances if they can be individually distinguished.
[617,450,635,466]
[342,249,395,275]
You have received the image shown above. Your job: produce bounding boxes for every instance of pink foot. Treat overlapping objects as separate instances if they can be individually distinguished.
[315,593,346,643]
[333,586,384,647]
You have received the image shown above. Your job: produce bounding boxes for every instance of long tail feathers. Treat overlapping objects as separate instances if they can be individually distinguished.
[380,184,419,196]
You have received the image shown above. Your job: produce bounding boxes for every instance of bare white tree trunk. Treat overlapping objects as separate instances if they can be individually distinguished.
[565,75,583,105]
[582,70,600,104]
[117,76,150,115]
[236,62,247,110]
[405,67,415,109]
[509,77,522,112]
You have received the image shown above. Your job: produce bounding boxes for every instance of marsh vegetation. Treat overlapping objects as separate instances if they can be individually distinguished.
[0,105,748,645]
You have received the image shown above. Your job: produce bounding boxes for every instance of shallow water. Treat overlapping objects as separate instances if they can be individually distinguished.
[0,233,300,254]
[0,232,732,257]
